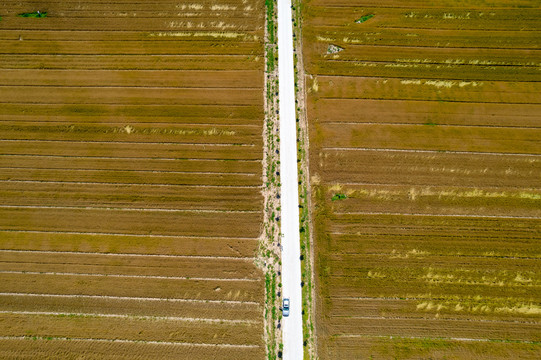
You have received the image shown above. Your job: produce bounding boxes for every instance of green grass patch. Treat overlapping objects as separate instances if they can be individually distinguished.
[18,11,47,18]
[356,14,374,23]
[266,47,276,72]
[265,0,276,44]
[331,193,347,201]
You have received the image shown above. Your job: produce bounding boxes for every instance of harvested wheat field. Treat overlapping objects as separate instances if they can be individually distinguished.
[0,0,265,358]
[302,0,541,358]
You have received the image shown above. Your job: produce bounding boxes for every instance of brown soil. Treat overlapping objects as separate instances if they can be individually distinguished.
[0,0,267,356]
[303,0,541,358]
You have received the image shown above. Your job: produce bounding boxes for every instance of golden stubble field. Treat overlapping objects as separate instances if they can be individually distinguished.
[0,1,266,358]
[302,0,541,358]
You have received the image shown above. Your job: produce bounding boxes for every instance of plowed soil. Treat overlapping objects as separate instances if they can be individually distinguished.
[303,0,541,358]
[0,0,266,358]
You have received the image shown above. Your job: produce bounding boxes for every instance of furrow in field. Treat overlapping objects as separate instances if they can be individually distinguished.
[315,149,540,188]
[0,270,259,282]
[0,69,263,88]
[0,293,260,321]
[309,99,541,127]
[0,337,264,360]
[0,207,262,237]
[0,54,263,71]
[316,124,540,154]
[0,311,259,325]
[315,77,541,104]
[0,273,263,302]
[0,140,262,160]
[0,293,261,306]
[0,86,262,105]
[0,230,259,258]
[0,169,260,186]
[0,182,262,211]
[0,154,261,173]
[0,313,263,345]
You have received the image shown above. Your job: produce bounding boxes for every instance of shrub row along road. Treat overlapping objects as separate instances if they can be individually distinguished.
[278,0,304,358]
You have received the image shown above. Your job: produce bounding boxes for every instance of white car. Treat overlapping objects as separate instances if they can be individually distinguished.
[282,298,290,317]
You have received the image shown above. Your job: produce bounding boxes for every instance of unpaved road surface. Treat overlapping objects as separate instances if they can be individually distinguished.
[278,0,304,358]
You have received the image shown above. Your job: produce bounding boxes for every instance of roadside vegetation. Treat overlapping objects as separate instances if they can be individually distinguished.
[261,0,282,359]
[292,0,317,358]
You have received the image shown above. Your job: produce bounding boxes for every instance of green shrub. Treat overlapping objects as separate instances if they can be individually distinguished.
[356,14,374,23]
[331,193,347,201]
[18,11,47,18]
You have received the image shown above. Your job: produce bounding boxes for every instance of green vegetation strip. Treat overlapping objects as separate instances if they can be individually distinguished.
[18,11,47,18]
[265,0,275,44]
[265,272,278,360]
[292,2,315,357]
[331,193,347,201]
[356,14,374,23]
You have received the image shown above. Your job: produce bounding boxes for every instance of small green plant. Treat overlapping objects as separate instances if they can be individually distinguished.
[356,14,374,23]
[331,193,347,201]
[18,11,47,18]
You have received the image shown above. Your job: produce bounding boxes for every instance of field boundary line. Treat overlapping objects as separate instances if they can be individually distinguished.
[322,147,541,157]
[332,211,541,220]
[325,182,541,190]
[0,101,260,106]
[371,26,541,33]
[314,75,541,83]
[0,85,263,90]
[327,251,541,261]
[0,311,260,324]
[305,5,540,10]
[0,154,262,162]
[316,70,541,81]
[0,249,256,261]
[0,229,259,241]
[0,69,263,73]
[320,122,541,130]
[0,120,263,127]
[0,54,253,57]
[0,139,257,146]
[0,204,260,214]
[0,293,260,306]
[0,270,259,282]
[319,97,541,106]
[0,336,261,348]
[333,295,538,301]
[325,43,541,51]
[0,167,258,177]
[0,180,261,188]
